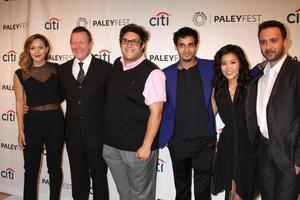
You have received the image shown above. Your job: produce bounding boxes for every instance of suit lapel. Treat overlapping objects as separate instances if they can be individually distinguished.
[66,58,78,83]
[246,77,260,143]
[167,64,178,109]
[269,56,291,99]
[82,56,96,83]
[198,59,212,108]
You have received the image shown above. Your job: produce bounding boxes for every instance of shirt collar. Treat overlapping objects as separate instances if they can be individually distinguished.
[120,55,145,71]
[263,54,287,75]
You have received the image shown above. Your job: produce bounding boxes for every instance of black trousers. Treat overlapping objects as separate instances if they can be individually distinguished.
[258,135,299,200]
[169,136,215,200]
[23,109,64,200]
[66,142,108,200]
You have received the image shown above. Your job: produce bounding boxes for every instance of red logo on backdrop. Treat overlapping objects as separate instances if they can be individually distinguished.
[45,17,60,30]
[1,110,16,122]
[287,8,300,23]
[94,49,111,63]
[157,158,166,172]
[149,12,170,26]
[1,168,15,180]
[2,50,17,62]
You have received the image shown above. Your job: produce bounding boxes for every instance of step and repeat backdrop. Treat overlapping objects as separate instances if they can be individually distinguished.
[0,0,299,199]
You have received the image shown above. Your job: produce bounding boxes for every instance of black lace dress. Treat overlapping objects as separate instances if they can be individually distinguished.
[212,86,257,200]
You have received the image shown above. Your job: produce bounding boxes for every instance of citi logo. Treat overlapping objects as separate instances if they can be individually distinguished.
[1,110,16,122]
[287,8,300,23]
[94,49,111,63]
[1,168,15,180]
[157,158,166,172]
[2,50,16,62]
[45,17,60,30]
[149,12,170,26]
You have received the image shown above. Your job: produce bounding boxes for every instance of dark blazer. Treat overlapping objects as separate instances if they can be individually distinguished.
[246,56,300,170]
[58,56,112,147]
[159,57,216,148]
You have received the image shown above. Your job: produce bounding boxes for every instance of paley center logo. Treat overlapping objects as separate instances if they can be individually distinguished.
[148,54,179,63]
[157,158,166,172]
[1,168,15,180]
[48,54,73,63]
[287,8,300,23]
[193,12,207,26]
[1,143,21,151]
[149,12,170,26]
[93,49,111,63]
[77,17,88,27]
[0,83,14,91]
[2,50,17,62]
[45,17,60,30]
[193,11,262,26]
[76,17,130,28]
[1,21,28,31]
[1,110,16,122]
[41,178,72,190]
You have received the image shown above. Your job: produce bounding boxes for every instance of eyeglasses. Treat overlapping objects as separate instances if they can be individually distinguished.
[120,38,142,46]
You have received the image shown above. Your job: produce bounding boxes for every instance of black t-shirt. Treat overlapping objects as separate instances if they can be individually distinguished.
[174,64,210,138]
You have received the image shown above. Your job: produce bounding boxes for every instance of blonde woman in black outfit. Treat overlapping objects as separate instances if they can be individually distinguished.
[14,34,64,200]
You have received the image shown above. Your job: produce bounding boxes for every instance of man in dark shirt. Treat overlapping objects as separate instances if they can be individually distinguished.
[159,27,216,200]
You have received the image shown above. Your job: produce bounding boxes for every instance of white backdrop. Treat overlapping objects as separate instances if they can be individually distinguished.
[0,0,299,199]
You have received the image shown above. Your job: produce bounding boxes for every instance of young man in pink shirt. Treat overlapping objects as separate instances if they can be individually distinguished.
[103,23,166,200]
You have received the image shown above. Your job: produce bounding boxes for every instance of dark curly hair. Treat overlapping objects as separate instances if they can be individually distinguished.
[173,27,199,46]
[119,23,149,53]
[213,44,251,101]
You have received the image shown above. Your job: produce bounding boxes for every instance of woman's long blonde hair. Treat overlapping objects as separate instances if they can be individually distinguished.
[19,34,51,72]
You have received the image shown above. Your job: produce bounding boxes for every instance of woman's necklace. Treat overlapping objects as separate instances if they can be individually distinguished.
[228,83,237,100]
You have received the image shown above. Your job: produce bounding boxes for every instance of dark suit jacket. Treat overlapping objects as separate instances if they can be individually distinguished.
[58,56,111,147]
[246,56,300,170]
[159,57,216,148]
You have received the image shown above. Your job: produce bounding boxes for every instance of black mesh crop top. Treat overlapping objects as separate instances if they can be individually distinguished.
[15,62,62,107]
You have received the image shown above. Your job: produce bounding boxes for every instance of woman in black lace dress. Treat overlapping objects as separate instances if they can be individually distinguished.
[14,34,64,200]
[211,45,257,200]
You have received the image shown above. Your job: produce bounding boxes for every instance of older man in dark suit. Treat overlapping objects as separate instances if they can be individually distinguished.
[59,26,111,200]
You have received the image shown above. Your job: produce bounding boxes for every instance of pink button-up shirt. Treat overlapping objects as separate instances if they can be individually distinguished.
[121,56,166,105]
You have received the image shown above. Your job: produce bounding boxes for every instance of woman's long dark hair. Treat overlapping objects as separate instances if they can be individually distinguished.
[213,44,251,101]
